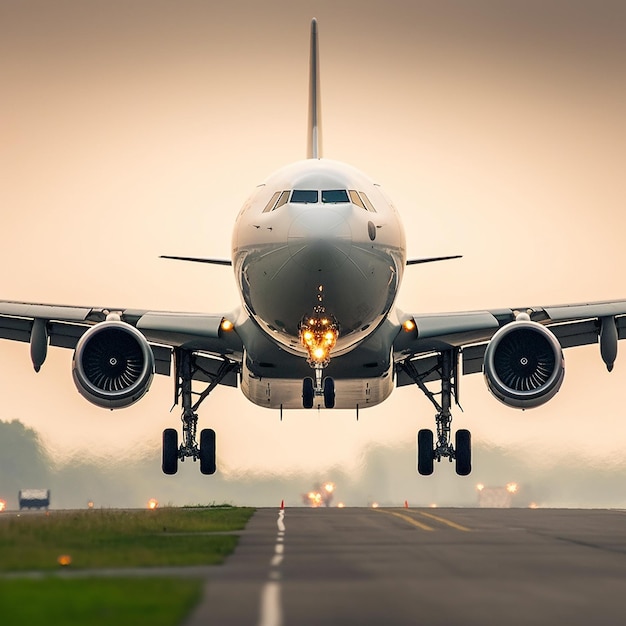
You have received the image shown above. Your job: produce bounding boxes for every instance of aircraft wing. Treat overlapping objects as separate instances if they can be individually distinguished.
[0,300,243,386]
[393,300,626,386]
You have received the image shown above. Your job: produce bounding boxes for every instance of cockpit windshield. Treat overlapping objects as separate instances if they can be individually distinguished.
[321,189,350,203]
[291,190,319,203]
[264,188,375,210]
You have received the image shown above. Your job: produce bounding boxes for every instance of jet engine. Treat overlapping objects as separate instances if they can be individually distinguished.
[483,319,564,409]
[72,321,155,409]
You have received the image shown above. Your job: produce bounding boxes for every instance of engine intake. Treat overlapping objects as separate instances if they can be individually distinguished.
[72,321,155,409]
[483,320,564,409]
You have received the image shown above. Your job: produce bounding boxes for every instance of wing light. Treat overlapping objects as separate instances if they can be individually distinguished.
[403,319,416,332]
[220,319,234,332]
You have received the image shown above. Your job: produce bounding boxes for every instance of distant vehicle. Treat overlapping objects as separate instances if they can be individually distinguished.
[19,489,50,510]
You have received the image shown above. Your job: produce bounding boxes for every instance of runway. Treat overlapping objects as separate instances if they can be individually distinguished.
[186,507,626,626]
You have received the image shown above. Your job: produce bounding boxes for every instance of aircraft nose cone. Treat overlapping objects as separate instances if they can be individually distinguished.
[288,209,352,270]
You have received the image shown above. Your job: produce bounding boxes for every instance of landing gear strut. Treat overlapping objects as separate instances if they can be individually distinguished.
[161,348,236,475]
[402,348,471,476]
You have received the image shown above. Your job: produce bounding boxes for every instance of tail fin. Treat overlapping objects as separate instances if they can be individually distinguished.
[307,18,322,159]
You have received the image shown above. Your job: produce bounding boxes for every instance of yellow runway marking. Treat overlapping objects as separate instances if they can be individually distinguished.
[375,509,472,532]
[376,509,435,531]
[416,511,471,532]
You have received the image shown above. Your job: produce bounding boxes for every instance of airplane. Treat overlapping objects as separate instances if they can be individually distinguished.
[1,19,625,477]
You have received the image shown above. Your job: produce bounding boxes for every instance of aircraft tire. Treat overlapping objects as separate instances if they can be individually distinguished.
[302,377,314,409]
[417,429,434,475]
[200,428,217,475]
[162,428,179,475]
[455,429,472,476]
[323,377,335,408]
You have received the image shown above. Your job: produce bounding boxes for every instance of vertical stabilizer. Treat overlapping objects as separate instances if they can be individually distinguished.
[307,18,322,159]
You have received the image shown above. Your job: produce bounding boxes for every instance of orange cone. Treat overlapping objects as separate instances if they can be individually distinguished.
[404,500,409,509]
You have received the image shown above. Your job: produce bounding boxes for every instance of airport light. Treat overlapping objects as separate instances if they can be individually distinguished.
[0,499,6,512]
[506,482,519,494]
[57,555,72,567]
[476,483,485,492]
[148,498,158,510]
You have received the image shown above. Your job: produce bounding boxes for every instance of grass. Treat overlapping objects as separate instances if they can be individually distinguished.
[0,578,204,626]
[0,506,256,626]
[0,506,255,571]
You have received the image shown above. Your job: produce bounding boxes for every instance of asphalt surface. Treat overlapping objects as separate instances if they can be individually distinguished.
[185,507,626,626]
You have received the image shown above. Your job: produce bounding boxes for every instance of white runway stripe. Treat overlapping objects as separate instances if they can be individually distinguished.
[258,507,286,626]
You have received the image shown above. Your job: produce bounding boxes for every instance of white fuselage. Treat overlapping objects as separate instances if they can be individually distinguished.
[230,159,406,409]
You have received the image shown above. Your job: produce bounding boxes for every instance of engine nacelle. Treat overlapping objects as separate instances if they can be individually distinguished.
[72,321,155,409]
[483,320,564,409]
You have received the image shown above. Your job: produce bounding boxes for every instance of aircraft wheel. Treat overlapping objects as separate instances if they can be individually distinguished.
[455,429,472,476]
[302,377,314,409]
[162,428,179,475]
[323,377,335,408]
[200,428,217,475]
[417,429,434,475]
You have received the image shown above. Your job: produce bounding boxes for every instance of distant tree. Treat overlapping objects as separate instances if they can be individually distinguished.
[0,419,52,508]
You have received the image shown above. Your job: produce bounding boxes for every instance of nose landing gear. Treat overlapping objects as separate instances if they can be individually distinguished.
[302,366,335,409]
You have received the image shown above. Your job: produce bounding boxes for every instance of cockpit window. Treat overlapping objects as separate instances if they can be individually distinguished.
[359,192,377,213]
[349,190,366,210]
[291,190,319,203]
[262,191,281,213]
[321,189,350,203]
[274,190,290,210]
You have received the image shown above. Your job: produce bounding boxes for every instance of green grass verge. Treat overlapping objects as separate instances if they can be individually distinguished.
[0,507,255,571]
[0,578,204,626]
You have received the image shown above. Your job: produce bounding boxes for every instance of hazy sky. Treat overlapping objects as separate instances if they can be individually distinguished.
[1,1,625,501]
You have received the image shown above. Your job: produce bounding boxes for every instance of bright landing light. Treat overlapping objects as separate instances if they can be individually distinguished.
[299,312,339,365]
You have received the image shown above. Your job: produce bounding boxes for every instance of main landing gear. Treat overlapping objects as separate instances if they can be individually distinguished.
[162,348,236,475]
[401,349,472,476]
[302,365,335,409]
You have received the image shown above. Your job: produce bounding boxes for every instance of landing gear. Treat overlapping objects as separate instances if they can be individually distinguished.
[401,349,472,476]
[303,377,315,408]
[455,429,472,476]
[302,366,335,408]
[323,377,335,409]
[199,428,216,475]
[417,429,434,476]
[162,428,178,475]
[161,348,236,475]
